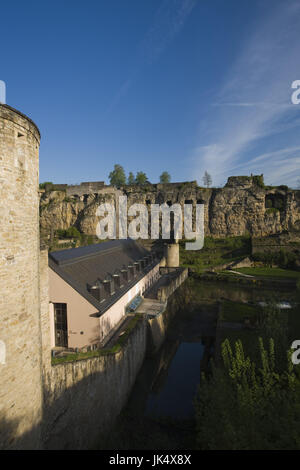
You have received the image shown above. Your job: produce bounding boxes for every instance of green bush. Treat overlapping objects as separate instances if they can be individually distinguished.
[39,181,53,190]
[265,207,280,215]
[194,337,300,449]
[252,175,265,188]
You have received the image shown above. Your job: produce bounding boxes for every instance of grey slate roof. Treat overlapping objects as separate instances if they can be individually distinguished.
[49,239,158,316]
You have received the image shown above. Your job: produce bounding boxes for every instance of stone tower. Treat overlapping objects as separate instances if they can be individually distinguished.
[0,104,43,449]
[164,242,180,267]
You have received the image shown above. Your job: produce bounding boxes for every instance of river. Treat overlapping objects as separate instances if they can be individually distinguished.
[102,278,299,450]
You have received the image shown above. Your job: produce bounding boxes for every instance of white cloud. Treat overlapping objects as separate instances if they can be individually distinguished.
[194,0,300,187]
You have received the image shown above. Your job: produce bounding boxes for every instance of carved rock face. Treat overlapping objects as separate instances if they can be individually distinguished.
[39,180,300,240]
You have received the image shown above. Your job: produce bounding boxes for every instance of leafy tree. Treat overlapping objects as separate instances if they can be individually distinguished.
[202,171,212,188]
[65,226,81,239]
[252,174,265,188]
[135,171,148,185]
[109,164,126,187]
[56,226,81,239]
[194,335,300,450]
[127,172,135,185]
[160,171,171,183]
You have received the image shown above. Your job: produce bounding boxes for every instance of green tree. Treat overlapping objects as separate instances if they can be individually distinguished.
[194,337,300,449]
[135,171,148,185]
[127,172,135,185]
[65,226,81,239]
[109,164,126,187]
[202,171,212,188]
[160,171,171,183]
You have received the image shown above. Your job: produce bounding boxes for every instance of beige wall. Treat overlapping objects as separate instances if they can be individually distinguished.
[49,269,100,349]
[49,262,160,349]
[98,263,160,342]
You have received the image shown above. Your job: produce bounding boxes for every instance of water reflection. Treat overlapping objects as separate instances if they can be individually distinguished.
[146,341,205,418]
[125,279,298,421]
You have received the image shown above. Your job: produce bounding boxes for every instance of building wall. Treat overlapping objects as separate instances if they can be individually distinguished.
[98,263,160,343]
[0,105,43,449]
[49,269,100,349]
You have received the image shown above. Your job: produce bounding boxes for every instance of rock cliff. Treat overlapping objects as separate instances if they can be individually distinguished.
[39,176,300,241]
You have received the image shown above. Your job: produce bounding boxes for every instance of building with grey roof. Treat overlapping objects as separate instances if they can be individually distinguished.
[48,239,162,350]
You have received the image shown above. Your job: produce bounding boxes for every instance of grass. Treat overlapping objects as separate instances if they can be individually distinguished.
[51,314,142,365]
[236,267,300,279]
[220,300,260,323]
[180,235,251,274]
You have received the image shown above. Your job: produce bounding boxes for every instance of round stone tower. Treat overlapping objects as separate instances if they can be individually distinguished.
[0,104,43,449]
[164,242,180,268]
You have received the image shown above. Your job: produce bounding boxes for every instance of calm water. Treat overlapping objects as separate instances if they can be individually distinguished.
[125,279,298,421]
[146,342,205,418]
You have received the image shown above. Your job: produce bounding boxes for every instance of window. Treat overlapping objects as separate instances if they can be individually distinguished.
[54,303,68,347]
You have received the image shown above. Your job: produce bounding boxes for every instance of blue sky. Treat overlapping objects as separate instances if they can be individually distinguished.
[1,0,300,187]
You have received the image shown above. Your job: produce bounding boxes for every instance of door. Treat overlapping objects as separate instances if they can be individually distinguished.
[54,303,68,347]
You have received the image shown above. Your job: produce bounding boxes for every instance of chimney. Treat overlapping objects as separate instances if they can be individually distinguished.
[88,281,106,302]
[121,268,129,283]
[134,261,140,273]
[113,273,122,289]
[103,277,115,296]
[128,264,136,278]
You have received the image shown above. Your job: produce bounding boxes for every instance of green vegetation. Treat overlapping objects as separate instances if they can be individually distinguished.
[135,171,148,185]
[236,267,300,279]
[252,174,264,188]
[56,226,81,239]
[265,207,280,215]
[202,170,212,188]
[50,226,96,251]
[195,337,300,449]
[39,181,53,190]
[109,164,127,187]
[127,172,135,185]
[220,300,260,323]
[159,171,171,183]
[180,235,251,274]
[252,250,299,270]
[52,314,142,365]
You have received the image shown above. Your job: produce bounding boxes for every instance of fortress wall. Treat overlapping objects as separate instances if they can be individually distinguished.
[65,181,106,196]
[42,316,147,450]
[39,247,51,379]
[0,105,43,449]
[147,270,189,354]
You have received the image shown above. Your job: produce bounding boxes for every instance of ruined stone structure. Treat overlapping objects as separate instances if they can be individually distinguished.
[40,177,300,242]
[0,105,43,448]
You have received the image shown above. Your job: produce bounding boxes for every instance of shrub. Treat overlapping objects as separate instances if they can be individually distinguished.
[252,175,264,188]
[265,207,280,215]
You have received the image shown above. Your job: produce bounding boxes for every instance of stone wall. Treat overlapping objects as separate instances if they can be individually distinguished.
[42,316,147,449]
[0,104,43,449]
[157,267,189,302]
[251,232,300,255]
[147,277,189,354]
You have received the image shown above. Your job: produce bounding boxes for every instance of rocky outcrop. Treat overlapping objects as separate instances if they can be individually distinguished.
[39,176,300,240]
